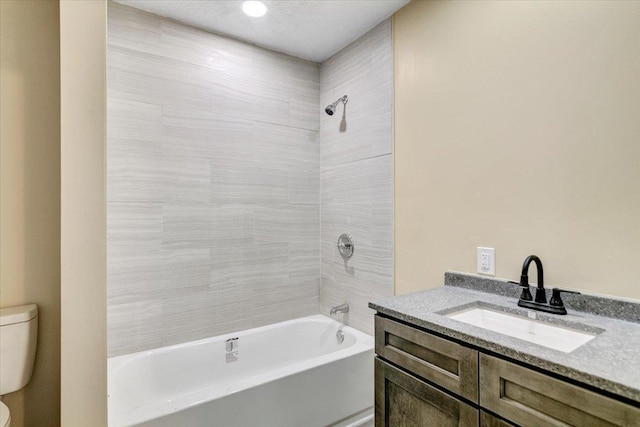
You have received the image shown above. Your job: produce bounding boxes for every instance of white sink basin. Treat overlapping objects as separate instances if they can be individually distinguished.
[446,306,597,353]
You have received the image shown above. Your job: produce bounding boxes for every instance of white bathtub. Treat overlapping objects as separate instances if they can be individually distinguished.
[108,315,374,427]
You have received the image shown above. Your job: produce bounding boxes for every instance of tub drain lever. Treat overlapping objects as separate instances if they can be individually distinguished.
[225,337,239,363]
[225,337,239,352]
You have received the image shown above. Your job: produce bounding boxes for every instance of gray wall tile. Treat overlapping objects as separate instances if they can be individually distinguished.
[319,20,394,335]
[107,300,164,357]
[107,3,320,357]
[107,3,392,355]
[320,20,393,169]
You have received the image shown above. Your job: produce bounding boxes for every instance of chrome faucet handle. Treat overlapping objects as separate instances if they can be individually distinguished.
[550,288,580,307]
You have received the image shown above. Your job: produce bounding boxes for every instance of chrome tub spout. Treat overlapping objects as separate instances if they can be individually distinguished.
[330,303,349,315]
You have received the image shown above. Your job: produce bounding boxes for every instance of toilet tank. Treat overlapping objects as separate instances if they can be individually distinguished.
[0,304,38,395]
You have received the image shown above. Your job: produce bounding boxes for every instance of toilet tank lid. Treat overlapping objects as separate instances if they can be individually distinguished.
[0,304,38,326]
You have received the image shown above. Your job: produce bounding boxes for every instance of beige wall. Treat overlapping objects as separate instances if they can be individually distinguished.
[394,1,640,298]
[0,1,61,426]
[60,1,107,425]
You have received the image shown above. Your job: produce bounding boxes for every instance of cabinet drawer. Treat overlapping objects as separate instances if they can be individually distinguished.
[480,354,640,427]
[375,358,478,427]
[375,315,478,402]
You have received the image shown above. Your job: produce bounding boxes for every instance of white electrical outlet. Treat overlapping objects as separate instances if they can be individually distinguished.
[477,247,495,276]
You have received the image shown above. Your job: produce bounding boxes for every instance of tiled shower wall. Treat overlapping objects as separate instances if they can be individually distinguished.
[107,3,321,357]
[319,20,394,334]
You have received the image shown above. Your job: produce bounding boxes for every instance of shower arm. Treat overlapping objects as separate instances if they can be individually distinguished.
[335,95,348,106]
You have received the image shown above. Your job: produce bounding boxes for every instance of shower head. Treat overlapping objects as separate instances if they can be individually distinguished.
[324,95,348,116]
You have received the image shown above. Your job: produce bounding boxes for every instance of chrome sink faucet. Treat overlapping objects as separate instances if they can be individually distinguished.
[514,255,579,315]
[330,303,349,315]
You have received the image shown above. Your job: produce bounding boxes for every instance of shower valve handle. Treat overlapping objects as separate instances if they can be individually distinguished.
[336,233,354,260]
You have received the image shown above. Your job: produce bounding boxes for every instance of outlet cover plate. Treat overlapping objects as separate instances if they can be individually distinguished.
[477,247,495,276]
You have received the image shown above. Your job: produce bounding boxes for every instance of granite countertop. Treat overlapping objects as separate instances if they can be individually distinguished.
[369,272,640,403]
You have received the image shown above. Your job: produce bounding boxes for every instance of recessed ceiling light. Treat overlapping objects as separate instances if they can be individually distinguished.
[242,1,267,18]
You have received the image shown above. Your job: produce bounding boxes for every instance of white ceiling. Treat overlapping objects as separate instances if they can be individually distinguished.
[112,0,410,62]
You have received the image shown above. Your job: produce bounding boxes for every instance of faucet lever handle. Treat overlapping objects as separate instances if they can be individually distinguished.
[509,280,533,301]
[550,288,580,307]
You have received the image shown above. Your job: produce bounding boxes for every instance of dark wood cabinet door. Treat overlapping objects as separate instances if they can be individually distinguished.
[375,358,478,427]
[375,315,479,403]
[480,411,515,427]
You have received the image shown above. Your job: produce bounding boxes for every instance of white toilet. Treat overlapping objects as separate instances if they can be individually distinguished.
[0,304,38,427]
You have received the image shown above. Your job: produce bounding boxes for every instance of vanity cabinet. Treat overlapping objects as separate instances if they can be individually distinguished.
[479,411,515,427]
[480,354,640,427]
[374,314,640,427]
[375,316,478,402]
[375,358,478,426]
